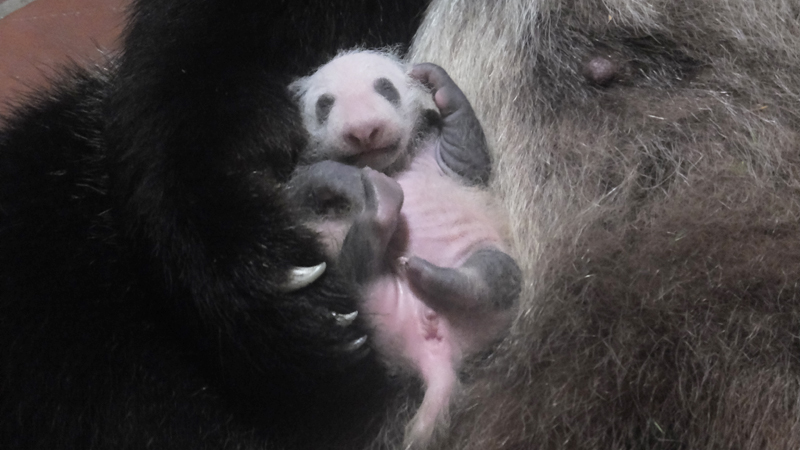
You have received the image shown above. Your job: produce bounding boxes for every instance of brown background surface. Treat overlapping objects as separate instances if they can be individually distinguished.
[0,0,127,114]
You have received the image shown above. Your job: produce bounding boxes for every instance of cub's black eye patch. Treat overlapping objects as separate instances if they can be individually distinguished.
[316,94,335,125]
[374,78,400,106]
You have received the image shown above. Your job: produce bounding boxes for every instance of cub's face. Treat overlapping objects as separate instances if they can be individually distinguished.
[291,52,432,172]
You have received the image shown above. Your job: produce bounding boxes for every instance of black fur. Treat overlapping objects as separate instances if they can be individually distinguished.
[316,94,335,125]
[0,0,428,448]
[374,78,401,107]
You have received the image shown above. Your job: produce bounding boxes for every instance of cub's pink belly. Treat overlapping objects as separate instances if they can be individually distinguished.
[394,152,503,267]
[365,275,452,376]
[363,151,504,371]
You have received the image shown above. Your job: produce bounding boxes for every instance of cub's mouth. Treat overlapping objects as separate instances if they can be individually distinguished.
[342,139,402,171]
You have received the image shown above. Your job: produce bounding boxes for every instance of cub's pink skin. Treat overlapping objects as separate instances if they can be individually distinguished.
[287,51,521,446]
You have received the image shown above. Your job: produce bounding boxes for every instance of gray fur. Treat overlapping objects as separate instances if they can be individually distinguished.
[289,49,435,175]
[408,0,800,449]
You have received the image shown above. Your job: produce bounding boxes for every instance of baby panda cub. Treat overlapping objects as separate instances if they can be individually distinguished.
[286,50,521,446]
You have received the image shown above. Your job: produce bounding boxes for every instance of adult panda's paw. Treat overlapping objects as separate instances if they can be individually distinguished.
[285,160,404,285]
[279,270,369,359]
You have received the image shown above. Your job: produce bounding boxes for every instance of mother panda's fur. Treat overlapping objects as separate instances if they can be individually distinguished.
[411,0,800,448]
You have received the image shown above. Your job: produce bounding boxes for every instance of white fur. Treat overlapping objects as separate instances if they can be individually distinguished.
[290,50,434,171]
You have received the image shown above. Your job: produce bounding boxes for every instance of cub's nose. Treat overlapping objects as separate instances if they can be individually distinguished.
[344,119,388,151]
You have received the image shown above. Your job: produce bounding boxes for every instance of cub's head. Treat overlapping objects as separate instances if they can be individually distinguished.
[290,50,436,173]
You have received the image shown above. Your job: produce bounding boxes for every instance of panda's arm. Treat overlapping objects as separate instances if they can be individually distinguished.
[411,62,492,186]
[105,0,428,415]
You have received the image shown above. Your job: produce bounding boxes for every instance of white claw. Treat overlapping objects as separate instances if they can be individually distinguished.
[279,262,327,292]
[332,311,359,327]
[345,335,368,352]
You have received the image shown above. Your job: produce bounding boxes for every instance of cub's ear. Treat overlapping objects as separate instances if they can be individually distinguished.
[288,76,310,99]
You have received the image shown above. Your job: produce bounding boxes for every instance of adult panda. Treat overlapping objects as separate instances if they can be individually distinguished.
[4,0,800,449]
[0,1,427,448]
